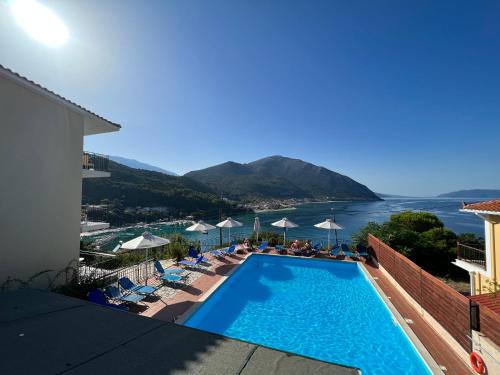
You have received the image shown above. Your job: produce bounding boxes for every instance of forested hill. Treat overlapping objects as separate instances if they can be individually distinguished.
[185,155,380,201]
[82,160,241,218]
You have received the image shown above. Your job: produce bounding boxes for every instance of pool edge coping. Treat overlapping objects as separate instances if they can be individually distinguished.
[175,253,251,324]
[359,262,444,375]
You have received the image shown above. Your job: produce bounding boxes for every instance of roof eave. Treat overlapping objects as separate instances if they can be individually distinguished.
[0,65,121,134]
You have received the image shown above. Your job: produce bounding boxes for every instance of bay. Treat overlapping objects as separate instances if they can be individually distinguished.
[85,198,485,252]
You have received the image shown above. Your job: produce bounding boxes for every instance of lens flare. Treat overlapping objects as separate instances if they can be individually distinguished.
[10,0,69,47]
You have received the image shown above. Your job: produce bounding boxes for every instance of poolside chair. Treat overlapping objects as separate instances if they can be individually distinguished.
[356,244,369,257]
[210,248,224,258]
[104,286,145,305]
[256,241,269,252]
[274,244,287,254]
[178,255,204,268]
[188,247,209,262]
[341,243,356,258]
[223,244,237,256]
[154,260,186,277]
[330,245,341,257]
[118,277,156,296]
[88,289,129,311]
[311,243,321,255]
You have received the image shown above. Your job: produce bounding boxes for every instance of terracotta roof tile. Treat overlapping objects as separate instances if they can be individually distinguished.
[462,200,500,214]
[0,64,120,129]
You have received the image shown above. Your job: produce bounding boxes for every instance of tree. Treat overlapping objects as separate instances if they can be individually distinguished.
[390,211,443,233]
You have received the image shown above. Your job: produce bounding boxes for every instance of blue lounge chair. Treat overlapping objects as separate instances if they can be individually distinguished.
[104,286,145,304]
[356,244,369,257]
[118,277,156,296]
[330,245,341,256]
[188,246,209,262]
[275,244,288,254]
[178,255,204,268]
[154,260,185,277]
[211,248,224,258]
[223,244,237,256]
[341,243,356,258]
[88,289,129,311]
[312,243,321,254]
[256,241,269,252]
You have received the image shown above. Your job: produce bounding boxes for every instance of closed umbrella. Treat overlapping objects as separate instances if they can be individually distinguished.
[186,220,216,252]
[121,232,170,284]
[314,219,343,249]
[271,217,298,246]
[216,217,243,245]
[253,217,261,241]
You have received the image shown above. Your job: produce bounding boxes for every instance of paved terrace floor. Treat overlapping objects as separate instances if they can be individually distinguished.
[140,248,474,374]
[0,288,358,375]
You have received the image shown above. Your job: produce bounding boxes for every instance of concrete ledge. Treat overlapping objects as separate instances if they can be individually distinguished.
[0,288,358,375]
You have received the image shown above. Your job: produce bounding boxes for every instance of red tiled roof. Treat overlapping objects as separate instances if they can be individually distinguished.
[462,200,500,214]
[0,64,121,129]
[470,293,500,315]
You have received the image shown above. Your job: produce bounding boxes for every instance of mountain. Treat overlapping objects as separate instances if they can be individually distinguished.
[438,189,500,199]
[109,155,178,176]
[185,156,380,201]
[82,160,240,220]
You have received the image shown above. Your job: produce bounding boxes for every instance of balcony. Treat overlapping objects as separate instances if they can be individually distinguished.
[455,243,487,272]
[83,151,110,178]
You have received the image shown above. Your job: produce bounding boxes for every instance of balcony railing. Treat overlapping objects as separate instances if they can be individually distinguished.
[457,242,486,270]
[83,151,109,172]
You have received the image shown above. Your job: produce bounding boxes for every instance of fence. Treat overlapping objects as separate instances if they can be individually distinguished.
[79,255,156,288]
[368,234,472,352]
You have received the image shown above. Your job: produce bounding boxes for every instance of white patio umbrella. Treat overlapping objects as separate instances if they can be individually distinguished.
[120,232,170,284]
[185,220,217,252]
[314,219,343,249]
[271,217,298,246]
[253,217,261,241]
[216,217,243,245]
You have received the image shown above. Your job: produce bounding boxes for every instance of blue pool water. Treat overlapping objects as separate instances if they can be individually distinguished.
[185,255,432,374]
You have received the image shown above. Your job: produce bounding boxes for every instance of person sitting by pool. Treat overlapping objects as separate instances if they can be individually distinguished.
[290,240,302,255]
[242,238,252,252]
[301,240,313,256]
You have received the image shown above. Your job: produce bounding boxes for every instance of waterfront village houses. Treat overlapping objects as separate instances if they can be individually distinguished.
[0,65,120,289]
[454,200,500,295]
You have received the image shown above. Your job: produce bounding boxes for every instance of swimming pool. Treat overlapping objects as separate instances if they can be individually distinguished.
[184,255,432,374]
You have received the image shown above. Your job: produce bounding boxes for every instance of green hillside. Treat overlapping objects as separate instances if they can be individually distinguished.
[185,156,380,201]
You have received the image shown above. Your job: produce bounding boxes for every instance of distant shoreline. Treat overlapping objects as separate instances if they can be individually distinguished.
[253,207,297,213]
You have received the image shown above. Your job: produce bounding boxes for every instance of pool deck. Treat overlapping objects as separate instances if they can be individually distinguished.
[140,249,474,374]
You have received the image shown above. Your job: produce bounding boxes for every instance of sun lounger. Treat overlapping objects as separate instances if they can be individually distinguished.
[223,244,237,256]
[330,245,341,257]
[341,243,356,258]
[178,255,204,268]
[104,286,145,304]
[256,241,269,252]
[188,247,209,262]
[356,244,369,257]
[154,260,185,277]
[118,277,156,296]
[88,289,129,311]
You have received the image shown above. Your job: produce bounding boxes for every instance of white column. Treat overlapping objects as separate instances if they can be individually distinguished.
[470,271,476,296]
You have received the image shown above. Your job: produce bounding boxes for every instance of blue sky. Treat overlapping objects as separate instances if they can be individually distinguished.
[1,0,499,196]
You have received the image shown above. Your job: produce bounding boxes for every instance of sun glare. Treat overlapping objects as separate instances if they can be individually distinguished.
[10,0,68,47]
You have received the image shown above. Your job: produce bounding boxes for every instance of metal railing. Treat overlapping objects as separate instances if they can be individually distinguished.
[457,242,486,270]
[83,151,109,172]
[79,255,157,287]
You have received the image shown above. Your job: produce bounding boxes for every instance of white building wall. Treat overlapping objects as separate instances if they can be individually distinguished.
[0,75,84,289]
